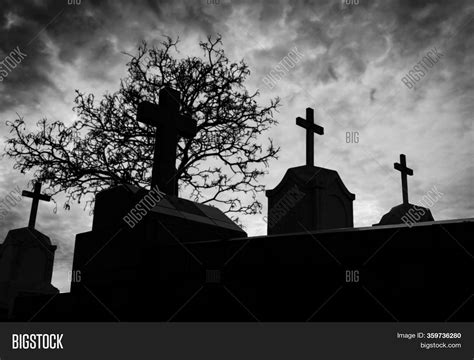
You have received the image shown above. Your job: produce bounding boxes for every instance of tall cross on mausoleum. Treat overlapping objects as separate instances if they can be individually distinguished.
[394,153,414,204]
[22,182,51,229]
[137,86,197,196]
[296,107,324,166]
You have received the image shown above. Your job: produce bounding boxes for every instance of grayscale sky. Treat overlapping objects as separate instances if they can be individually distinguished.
[0,0,472,292]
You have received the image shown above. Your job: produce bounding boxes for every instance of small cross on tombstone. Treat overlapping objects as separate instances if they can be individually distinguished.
[394,154,413,204]
[137,86,197,196]
[22,182,51,229]
[296,107,324,166]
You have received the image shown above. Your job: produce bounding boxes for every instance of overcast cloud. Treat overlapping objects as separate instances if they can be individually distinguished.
[0,0,472,292]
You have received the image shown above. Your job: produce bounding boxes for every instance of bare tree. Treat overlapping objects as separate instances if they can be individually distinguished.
[4,35,280,221]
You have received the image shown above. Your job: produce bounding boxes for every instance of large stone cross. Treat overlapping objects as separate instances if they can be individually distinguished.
[394,153,413,204]
[137,86,197,196]
[296,107,324,166]
[22,181,51,229]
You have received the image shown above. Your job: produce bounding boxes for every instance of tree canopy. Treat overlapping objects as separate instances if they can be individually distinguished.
[4,35,280,221]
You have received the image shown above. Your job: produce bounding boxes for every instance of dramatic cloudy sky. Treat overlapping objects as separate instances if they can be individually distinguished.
[0,0,472,292]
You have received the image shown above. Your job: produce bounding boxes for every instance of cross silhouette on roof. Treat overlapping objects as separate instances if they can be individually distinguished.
[137,86,197,196]
[22,182,51,229]
[394,154,413,204]
[296,107,324,167]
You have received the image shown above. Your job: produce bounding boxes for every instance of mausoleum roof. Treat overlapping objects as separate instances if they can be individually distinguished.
[266,165,355,200]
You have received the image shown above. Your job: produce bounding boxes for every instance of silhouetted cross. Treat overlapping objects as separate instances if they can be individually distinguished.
[394,154,413,204]
[22,182,51,229]
[296,107,324,166]
[137,86,197,196]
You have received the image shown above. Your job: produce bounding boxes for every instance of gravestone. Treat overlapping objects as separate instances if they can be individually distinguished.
[88,86,245,239]
[67,86,246,319]
[377,154,434,225]
[266,107,355,234]
[90,183,245,239]
[0,182,58,317]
